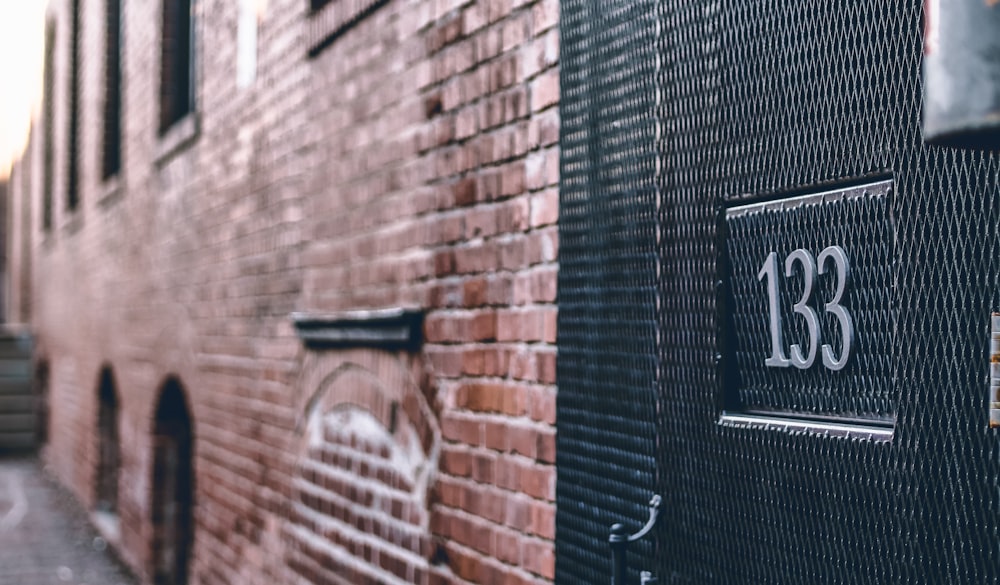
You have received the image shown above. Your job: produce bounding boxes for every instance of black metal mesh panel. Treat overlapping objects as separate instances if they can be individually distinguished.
[657,0,1000,583]
[556,0,659,583]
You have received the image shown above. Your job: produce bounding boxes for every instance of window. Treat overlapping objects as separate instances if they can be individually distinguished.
[35,362,50,446]
[306,0,389,57]
[42,20,55,230]
[102,0,122,179]
[67,0,81,211]
[95,368,120,514]
[159,0,194,134]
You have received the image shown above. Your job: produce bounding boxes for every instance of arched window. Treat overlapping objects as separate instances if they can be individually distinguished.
[150,378,194,585]
[95,368,120,514]
[35,361,50,446]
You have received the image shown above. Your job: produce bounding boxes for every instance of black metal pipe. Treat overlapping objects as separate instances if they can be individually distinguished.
[610,523,629,585]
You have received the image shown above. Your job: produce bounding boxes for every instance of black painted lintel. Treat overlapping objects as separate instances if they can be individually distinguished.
[291,308,423,351]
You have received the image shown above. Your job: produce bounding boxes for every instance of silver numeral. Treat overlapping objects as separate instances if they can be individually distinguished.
[817,245,853,371]
[758,251,790,368]
[758,246,854,371]
[785,249,819,369]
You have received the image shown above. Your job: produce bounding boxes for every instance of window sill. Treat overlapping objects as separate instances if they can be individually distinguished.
[155,112,199,166]
[307,0,389,57]
[62,211,83,236]
[98,173,124,209]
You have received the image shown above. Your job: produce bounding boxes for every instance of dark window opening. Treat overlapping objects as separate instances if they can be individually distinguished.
[151,378,194,585]
[68,0,81,210]
[35,362,49,446]
[159,0,194,134]
[95,368,120,514]
[42,20,55,230]
[102,0,122,179]
[306,0,390,57]
[310,0,331,12]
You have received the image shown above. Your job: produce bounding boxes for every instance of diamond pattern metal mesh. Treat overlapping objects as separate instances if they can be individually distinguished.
[559,0,1000,583]
[657,0,1000,582]
[556,1,659,583]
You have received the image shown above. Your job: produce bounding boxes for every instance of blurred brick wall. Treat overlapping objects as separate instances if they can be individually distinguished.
[11,0,559,583]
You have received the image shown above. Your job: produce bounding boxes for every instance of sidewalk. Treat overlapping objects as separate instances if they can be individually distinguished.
[0,456,137,585]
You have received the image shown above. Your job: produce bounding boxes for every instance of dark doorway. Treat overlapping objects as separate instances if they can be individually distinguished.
[35,361,49,446]
[95,367,120,513]
[150,378,194,585]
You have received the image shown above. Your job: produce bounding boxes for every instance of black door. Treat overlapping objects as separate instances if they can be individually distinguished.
[558,1,1000,583]
[151,381,194,585]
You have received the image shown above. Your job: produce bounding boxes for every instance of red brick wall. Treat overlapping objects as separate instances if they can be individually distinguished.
[10,0,559,583]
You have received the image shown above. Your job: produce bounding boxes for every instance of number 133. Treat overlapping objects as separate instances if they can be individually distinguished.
[757,246,854,371]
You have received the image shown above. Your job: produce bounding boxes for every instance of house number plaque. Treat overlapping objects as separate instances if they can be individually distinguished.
[757,245,854,371]
[721,180,895,422]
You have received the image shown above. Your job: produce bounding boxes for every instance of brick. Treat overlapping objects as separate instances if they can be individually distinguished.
[453,176,477,207]
[464,276,489,307]
[457,382,505,413]
[463,2,488,35]
[529,387,557,425]
[484,420,508,451]
[530,68,559,112]
[466,206,499,239]
[428,279,464,308]
[514,266,557,304]
[495,457,522,492]
[496,529,521,565]
[454,241,499,274]
[502,12,530,53]
[434,249,457,277]
[536,428,556,464]
[525,150,547,191]
[519,463,555,501]
[441,446,473,477]
[448,544,484,582]
[442,413,482,445]
[522,540,555,579]
[470,310,497,341]
[533,0,559,34]
[509,424,537,458]
[472,452,497,484]
[536,349,556,384]
[529,501,556,540]
[501,160,527,197]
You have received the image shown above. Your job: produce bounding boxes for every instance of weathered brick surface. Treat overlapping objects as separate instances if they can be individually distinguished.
[7,0,559,583]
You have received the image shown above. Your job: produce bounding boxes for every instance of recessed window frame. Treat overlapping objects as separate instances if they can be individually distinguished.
[101,0,123,181]
[42,18,56,232]
[158,0,196,136]
[306,0,390,57]
[67,0,82,212]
